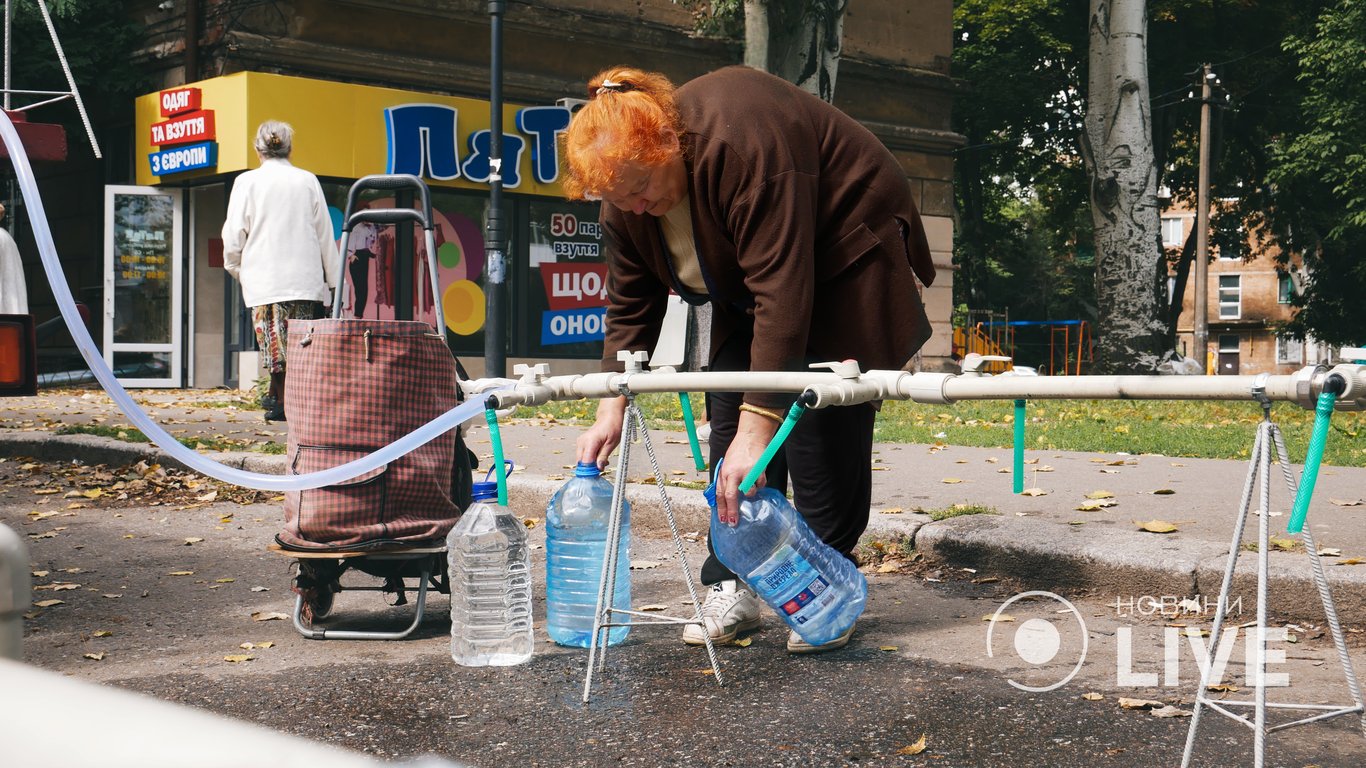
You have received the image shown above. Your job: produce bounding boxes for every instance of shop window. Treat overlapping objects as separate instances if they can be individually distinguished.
[519,198,608,359]
[1218,275,1241,319]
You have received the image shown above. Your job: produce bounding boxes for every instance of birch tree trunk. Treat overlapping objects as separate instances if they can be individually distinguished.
[1083,0,1167,373]
[743,0,845,103]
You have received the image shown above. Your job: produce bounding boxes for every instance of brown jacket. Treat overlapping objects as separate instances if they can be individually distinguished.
[600,66,935,408]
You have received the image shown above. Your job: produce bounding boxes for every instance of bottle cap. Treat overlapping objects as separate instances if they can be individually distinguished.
[471,481,499,501]
[573,461,601,478]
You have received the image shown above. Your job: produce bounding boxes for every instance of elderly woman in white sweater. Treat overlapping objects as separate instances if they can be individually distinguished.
[222,120,338,421]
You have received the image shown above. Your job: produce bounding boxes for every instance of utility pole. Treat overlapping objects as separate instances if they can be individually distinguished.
[1193,64,1214,373]
[484,0,507,377]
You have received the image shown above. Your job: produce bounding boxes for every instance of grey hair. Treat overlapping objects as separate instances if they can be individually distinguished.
[253,120,293,159]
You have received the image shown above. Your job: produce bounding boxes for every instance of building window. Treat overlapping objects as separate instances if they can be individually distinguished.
[1161,216,1184,247]
[1276,334,1303,365]
[1278,274,1294,304]
[1219,334,1240,353]
[1218,275,1241,319]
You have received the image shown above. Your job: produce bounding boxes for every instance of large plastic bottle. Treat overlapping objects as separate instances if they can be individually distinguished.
[706,484,867,646]
[447,479,533,666]
[545,462,630,647]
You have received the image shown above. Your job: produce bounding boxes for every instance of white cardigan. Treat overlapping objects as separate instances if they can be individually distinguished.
[221,158,339,308]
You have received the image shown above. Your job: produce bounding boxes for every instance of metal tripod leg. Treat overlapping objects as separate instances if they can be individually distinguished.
[581,395,724,703]
[1182,415,1366,767]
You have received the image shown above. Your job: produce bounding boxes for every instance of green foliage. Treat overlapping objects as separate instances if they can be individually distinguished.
[673,0,744,39]
[1267,0,1366,345]
[925,503,998,522]
[7,0,148,129]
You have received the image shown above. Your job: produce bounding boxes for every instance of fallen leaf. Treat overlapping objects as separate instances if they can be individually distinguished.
[896,734,928,756]
[83,652,105,661]
[184,537,205,546]
[941,477,963,484]
[1151,489,1176,495]
[102,594,122,599]
[1086,490,1116,499]
[522,518,539,529]
[81,488,104,499]
[223,654,255,663]
[239,642,257,650]
[1036,465,1055,473]
[92,630,113,638]
[251,611,289,621]
[1329,498,1363,507]
[982,614,1015,623]
[1206,683,1239,693]
[1020,488,1049,497]
[1151,705,1191,718]
[1076,500,1118,511]
[879,646,899,652]
[33,599,64,608]
[1118,697,1166,710]
[167,570,194,576]
[881,507,904,515]
[971,576,999,584]
[30,570,49,577]
[732,637,752,647]
[214,578,235,584]
[196,490,218,502]
[1268,537,1298,552]
[250,586,270,592]
[1135,520,1179,534]
[256,641,275,648]
[1082,692,1104,701]
[629,560,663,570]
[638,604,670,612]
[1334,558,1366,566]
[1318,547,1342,557]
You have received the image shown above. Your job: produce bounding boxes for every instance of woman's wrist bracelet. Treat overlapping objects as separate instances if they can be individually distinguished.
[738,403,784,423]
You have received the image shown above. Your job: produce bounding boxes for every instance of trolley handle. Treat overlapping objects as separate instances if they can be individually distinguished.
[345,208,427,232]
[344,174,433,228]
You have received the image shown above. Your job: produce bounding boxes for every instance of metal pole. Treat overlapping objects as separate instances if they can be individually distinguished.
[1193,64,1213,373]
[4,0,12,111]
[484,0,507,377]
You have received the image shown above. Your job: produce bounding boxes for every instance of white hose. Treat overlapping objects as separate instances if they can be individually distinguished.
[0,111,492,491]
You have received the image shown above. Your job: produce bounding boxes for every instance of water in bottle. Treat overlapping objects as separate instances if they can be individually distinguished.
[706,484,866,646]
[545,461,630,647]
[447,479,533,666]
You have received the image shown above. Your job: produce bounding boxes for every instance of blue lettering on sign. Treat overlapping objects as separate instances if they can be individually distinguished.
[514,106,571,184]
[540,307,606,346]
[462,129,526,188]
[384,104,461,180]
[149,141,218,175]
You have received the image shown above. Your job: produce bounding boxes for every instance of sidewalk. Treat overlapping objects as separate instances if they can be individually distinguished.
[3,388,1366,622]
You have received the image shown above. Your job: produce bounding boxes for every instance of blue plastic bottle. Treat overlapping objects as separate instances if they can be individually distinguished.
[706,484,867,646]
[545,462,630,647]
[447,479,533,666]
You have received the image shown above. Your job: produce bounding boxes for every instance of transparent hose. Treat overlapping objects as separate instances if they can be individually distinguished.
[0,111,494,491]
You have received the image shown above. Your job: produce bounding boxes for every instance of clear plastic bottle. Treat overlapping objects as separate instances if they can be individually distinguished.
[706,484,867,646]
[545,461,630,647]
[447,479,533,666]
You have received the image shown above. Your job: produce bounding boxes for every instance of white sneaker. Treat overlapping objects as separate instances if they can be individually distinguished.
[682,579,762,645]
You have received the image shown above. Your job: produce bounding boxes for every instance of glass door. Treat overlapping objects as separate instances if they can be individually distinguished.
[103,185,184,387]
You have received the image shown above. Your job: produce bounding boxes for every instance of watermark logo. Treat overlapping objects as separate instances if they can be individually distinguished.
[984,590,1089,692]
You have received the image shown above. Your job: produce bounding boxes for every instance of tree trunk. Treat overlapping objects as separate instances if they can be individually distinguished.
[744,0,845,103]
[1082,0,1167,373]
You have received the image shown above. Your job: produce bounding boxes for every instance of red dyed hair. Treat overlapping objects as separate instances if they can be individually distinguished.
[561,67,683,200]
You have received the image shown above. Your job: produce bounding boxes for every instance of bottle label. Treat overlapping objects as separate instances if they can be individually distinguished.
[750,544,833,625]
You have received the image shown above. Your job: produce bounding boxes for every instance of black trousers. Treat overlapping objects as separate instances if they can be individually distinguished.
[699,332,875,585]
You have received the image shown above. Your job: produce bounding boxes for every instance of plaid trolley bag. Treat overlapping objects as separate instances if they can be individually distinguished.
[278,317,463,551]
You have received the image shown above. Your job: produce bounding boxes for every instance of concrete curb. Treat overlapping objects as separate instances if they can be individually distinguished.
[4,432,1363,622]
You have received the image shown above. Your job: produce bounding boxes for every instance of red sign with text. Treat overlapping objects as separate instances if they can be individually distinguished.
[158,87,202,117]
[540,262,609,311]
[149,110,216,147]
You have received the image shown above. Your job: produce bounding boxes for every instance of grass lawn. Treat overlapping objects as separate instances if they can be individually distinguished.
[519,394,1366,468]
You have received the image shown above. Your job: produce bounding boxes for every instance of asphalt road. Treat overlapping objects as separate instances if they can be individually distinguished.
[6,457,1365,767]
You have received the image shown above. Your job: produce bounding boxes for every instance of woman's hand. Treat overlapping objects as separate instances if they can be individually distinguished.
[575,396,628,468]
[714,410,780,526]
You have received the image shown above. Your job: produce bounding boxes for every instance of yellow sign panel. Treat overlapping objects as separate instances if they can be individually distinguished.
[134,72,571,197]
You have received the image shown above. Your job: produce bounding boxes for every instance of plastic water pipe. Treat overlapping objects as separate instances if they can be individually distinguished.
[1287,375,1345,534]
[678,392,706,472]
[738,394,814,494]
[1013,399,1026,494]
[483,399,510,506]
[0,523,29,661]
[0,110,493,492]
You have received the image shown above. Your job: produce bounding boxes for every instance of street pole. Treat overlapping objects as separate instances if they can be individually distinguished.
[484,0,507,377]
[1193,64,1213,373]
